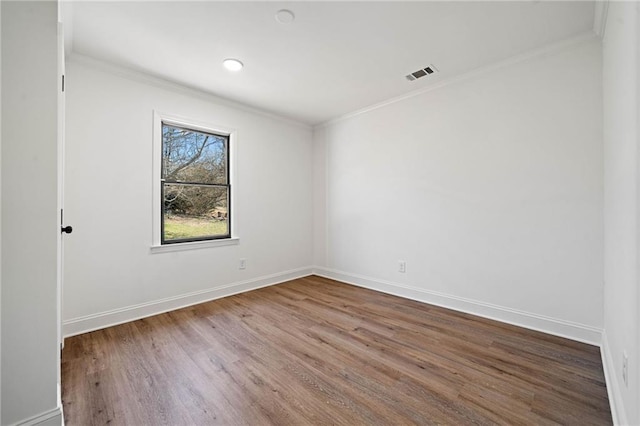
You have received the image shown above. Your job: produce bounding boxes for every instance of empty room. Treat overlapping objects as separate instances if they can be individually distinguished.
[1,0,639,425]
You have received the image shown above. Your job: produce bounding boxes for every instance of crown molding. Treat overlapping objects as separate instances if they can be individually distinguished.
[316,31,598,129]
[66,52,311,131]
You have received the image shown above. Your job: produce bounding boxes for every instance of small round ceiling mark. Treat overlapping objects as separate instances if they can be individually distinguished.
[223,58,244,72]
[275,9,295,24]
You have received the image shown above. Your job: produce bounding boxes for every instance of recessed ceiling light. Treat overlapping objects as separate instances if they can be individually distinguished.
[223,58,244,72]
[275,9,295,24]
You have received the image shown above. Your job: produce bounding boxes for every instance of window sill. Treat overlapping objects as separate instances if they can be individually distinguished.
[150,237,239,254]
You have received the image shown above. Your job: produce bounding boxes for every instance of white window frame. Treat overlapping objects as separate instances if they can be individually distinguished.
[150,111,238,253]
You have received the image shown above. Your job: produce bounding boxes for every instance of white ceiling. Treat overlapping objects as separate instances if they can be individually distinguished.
[66,1,596,125]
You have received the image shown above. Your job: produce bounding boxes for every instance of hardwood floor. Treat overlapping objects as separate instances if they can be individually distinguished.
[62,275,611,425]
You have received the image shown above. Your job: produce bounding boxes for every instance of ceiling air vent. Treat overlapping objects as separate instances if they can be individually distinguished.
[406,65,438,81]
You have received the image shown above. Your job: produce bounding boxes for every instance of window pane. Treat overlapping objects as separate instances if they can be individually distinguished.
[162,124,228,185]
[163,183,229,242]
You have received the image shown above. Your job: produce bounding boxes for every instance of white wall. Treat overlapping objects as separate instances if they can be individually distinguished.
[602,2,640,424]
[0,2,3,422]
[63,57,313,334]
[314,39,603,344]
[1,2,62,425]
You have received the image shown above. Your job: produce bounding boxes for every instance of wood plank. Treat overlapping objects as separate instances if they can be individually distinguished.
[62,275,612,425]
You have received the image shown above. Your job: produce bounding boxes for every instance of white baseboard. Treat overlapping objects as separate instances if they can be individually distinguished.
[62,265,613,422]
[63,267,313,337]
[11,406,63,426]
[601,331,628,425]
[313,266,602,346]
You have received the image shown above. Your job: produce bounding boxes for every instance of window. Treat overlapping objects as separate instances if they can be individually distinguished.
[152,112,237,251]
[161,123,230,243]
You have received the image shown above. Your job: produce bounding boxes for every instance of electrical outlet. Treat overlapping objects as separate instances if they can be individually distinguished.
[398,261,406,273]
[623,351,628,387]
[239,258,246,270]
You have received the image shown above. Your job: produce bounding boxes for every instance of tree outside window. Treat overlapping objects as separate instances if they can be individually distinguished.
[161,123,230,244]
